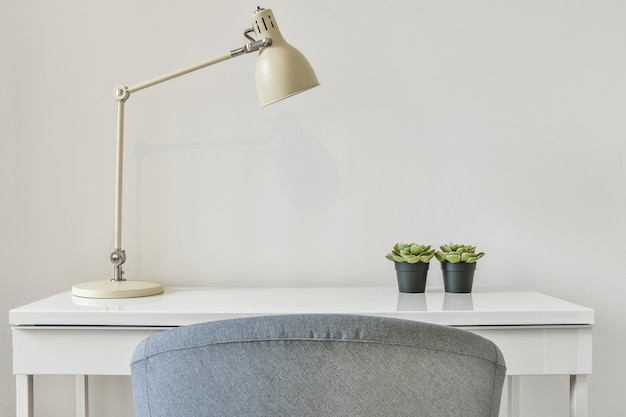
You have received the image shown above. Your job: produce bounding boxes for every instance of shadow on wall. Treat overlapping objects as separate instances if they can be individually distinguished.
[268,109,341,212]
[131,107,341,213]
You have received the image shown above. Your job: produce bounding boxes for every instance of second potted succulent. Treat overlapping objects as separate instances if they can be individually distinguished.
[386,243,435,293]
[435,243,485,293]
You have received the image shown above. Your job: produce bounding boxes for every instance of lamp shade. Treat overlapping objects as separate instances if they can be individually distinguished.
[252,8,319,106]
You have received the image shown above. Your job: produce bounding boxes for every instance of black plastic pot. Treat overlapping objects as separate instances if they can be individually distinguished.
[394,262,429,293]
[441,262,477,293]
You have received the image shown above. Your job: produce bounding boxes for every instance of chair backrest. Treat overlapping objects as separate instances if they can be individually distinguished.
[131,314,505,417]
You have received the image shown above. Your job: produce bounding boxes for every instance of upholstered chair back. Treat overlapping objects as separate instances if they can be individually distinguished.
[131,314,506,417]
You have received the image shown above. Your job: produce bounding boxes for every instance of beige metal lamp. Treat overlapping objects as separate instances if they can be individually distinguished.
[72,7,319,298]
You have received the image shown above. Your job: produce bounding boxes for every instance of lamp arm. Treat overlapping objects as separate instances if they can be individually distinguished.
[114,38,271,101]
[110,36,271,281]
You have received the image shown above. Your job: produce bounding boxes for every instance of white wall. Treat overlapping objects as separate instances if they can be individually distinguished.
[2,1,624,416]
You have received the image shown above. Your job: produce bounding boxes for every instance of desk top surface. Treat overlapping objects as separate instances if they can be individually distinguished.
[9,287,594,327]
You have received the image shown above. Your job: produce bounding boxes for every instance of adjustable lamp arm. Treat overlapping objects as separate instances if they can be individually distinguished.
[111,35,271,281]
[114,34,271,101]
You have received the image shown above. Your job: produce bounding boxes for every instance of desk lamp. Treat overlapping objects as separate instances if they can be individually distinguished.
[72,7,319,298]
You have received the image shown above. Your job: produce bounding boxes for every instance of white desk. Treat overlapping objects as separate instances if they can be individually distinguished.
[9,287,594,417]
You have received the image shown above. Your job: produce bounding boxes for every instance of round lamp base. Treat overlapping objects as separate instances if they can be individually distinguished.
[72,280,164,299]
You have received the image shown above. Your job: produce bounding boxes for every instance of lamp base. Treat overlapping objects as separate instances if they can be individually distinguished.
[72,280,164,299]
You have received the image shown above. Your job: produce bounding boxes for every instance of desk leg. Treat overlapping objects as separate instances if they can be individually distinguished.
[507,376,520,417]
[570,375,588,417]
[76,375,89,417]
[16,375,33,417]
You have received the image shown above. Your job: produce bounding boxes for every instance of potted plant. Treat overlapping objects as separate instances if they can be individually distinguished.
[435,243,485,293]
[385,243,435,293]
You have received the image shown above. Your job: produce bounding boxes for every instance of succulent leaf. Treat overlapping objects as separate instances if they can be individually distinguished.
[461,252,473,262]
[420,253,435,262]
[445,253,461,263]
[405,255,420,264]
[392,254,405,263]
[410,244,422,255]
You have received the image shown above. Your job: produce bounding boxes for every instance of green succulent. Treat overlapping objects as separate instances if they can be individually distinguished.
[385,243,435,264]
[435,243,485,264]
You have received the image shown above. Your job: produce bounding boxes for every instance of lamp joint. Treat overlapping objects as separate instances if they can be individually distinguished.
[114,85,131,103]
[110,249,127,282]
[231,37,272,57]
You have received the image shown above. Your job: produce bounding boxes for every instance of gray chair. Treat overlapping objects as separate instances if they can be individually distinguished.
[131,314,506,417]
